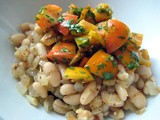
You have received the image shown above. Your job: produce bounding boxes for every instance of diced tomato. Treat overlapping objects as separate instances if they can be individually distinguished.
[79,57,89,67]
[47,42,76,64]
[105,19,130,54]
[36,4,62,30]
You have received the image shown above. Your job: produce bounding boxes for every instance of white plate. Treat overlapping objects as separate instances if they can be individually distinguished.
[0,0,160,120]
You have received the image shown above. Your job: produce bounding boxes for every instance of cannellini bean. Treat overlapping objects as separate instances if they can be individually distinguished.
[14,45,30,61]
[101,91,124,107]
[29,43,38,56]
[35,43,47,59]
[60,84,77,95]
[43,62,60,77]
[136,65,152,79]
[80,82,101,105]
[10,33,26,46]
[63,93,81,105]
[44,95,54,112]
[65,111,77,120]
[47,72,61,87]
[123,99,145,114]
[74,82,85,92]
[90,96,103,109]
[115,84,128,101]
[116,71,135,88]
[17,82,28,95]
[136,78,145,90]
[28,85,39,97]
[34,23,44,34]
[32,82,48,98]
[57,63,67,80]
[53,99,70,115]
[19,74,32,87]
[21,38,31,46]
[54,86,63,99]
[76,108,94,120]
[102,103,109,112]
[20,22,33,32]
[30,55,40,70]
[128,86,146,109]
[117,64,129,81]
[143,80,159,95]
[110,108,124,120]
[103,79,116,86]
[11,63,26,78]
[91,107,103,115]
[26,95,39,106]
[37,72,48,86]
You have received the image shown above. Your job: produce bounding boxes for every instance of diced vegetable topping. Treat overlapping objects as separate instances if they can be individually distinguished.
[85,50,118,80]
[64,67,94,83]
[35,3,146,82]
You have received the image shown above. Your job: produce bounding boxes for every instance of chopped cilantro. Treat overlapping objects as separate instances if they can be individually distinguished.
[128,36,132,40]
[127,62,139,70]
[106,55,113,62]
[76,37,90,48]
[98,25,108,31]
[130,51,139,62]
[96,7,112,16]
[62,58,70,64]
[38,6,46,14]
[85,65,90,70]
[102,72,114,80]
[58,16,64,22]
[64,74,68,78]
[80,71,86,74]
[72,7,83,17]
[69,66,75,70]
[45,15,54,22]
[112,60,117,68]
[97,63,106,70]
[69,24,85,33]
[117,55,123,60]
[118,36,125,40]
[60,47,69,53]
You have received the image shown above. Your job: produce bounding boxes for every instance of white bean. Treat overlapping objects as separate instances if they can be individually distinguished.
[20,22,33,32]
[57,63,67,80]
[136,78,145,90]
[47,72,61,87]
[80,82,101,105]
[44,95,54,112]
[115,84,128,101]
[11,63,25,78]
[19,74,32,87]
[14,45,30,61]
[136,65,152,79]
[32,82,48,98]
[76,108,94,120]
[43,62,60,77]
[17,82,28,95]
[128,86,146,109]
[21,38,31,46]
[37,72,48,86]
[30,55,40,70]
[60,84,77,95]
[143,79,159,95]
[117,64,129,81]
[63,93,81,105]
[35,43,47,59]
[101,91,124,107]
[10,33,26,46]
[90,95,103,109]
[26,95,39,106]
[53,99,70,115]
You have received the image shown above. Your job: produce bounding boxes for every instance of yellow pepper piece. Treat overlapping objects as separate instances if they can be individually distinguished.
[64,67,94,83]
[88,30,105,48]
[78,19,97,33]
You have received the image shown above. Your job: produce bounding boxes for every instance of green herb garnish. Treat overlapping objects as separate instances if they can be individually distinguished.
[102,72,114,80]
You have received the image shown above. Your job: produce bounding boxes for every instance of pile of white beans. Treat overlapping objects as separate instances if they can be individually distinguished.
[10,22,160,120]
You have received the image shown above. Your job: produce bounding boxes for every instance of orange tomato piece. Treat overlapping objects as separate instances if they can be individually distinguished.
[105,19,130,54]
[114,49,139,70]
[36,4,62,30]
[47,42,76,64]
[84,50,118,80]
[125,32,143,51]
[79,57,89,67]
